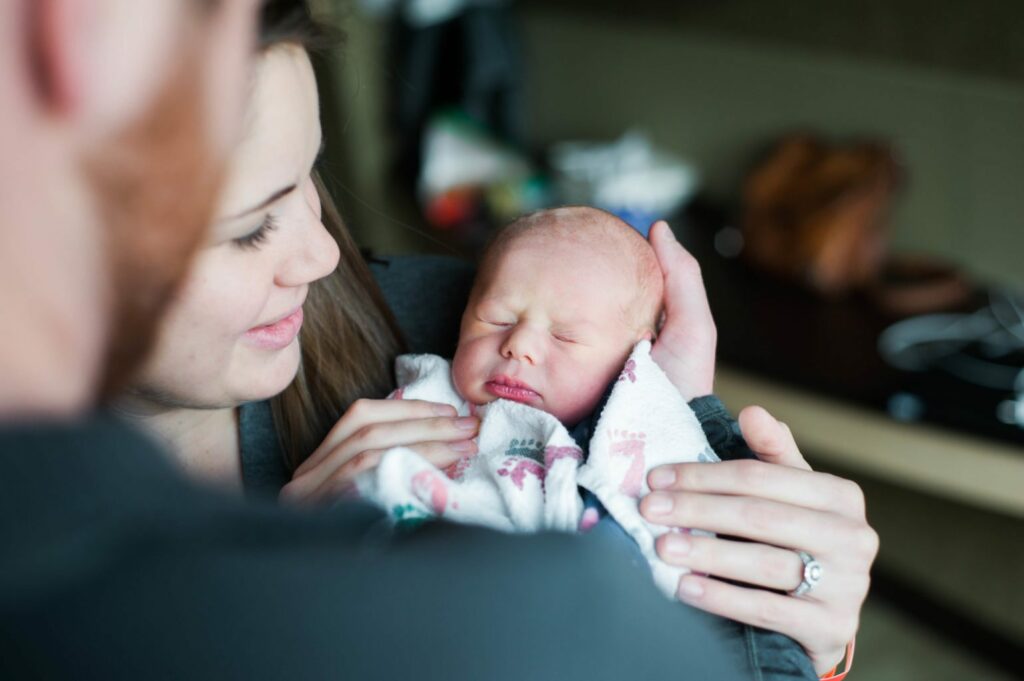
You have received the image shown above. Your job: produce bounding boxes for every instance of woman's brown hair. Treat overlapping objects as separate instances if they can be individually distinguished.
[259,0,404,467]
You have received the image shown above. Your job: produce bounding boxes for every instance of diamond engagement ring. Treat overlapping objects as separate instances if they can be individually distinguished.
[789,550,823,597]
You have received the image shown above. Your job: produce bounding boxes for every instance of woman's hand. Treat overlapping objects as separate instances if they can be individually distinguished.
[648,220,717,401]
[640,406,878,675]
[280,398,479,505]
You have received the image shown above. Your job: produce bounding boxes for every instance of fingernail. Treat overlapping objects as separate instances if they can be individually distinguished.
[664,533,691,558]
[678,576,704,600]
[456,417,479,431]
[648,467,676,489]
[451,440,477,453]
[433,404,457,416]
[645,492,674,515]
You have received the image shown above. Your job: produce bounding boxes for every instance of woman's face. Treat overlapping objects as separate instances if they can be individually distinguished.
[130,45,340,408]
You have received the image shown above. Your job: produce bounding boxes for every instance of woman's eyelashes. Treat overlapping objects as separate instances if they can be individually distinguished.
[233,215,279,251]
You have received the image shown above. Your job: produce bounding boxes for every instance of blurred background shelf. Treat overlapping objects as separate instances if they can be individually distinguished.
[715,365,1024,517]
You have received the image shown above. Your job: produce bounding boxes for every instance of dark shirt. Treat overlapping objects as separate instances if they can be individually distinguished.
[0,414,747,680]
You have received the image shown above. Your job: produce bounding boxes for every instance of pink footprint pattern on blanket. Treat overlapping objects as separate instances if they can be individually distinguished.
[543,445,583,468]
[608,429,647,498]
[444,455,473,481]
[411,470,449,514]
[617,359,637,383]
[497,458,546,491]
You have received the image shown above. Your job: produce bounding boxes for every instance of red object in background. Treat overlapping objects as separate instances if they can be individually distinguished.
[425,187,479,229]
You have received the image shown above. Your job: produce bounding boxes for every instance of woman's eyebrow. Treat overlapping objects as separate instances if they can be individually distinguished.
[223,184,297,221]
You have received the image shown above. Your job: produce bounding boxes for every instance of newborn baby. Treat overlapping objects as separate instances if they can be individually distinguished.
[452,206,663,426]
[358,206,718,596]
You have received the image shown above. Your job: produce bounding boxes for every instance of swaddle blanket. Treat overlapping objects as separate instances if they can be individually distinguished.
[355,340,719,597]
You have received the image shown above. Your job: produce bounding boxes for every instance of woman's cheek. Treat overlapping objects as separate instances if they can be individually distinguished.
[204,255,275,338]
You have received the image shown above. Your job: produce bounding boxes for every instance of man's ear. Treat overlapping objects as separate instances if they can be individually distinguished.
[29,0,86,114]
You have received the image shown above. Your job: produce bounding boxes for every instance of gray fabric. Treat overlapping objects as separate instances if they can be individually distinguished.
[368,253,475,355]
[239,400,290,499]
[689,394,758,462]
[0,415,745,680]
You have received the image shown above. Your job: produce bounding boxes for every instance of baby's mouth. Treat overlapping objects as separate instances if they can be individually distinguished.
[484,374,540,404]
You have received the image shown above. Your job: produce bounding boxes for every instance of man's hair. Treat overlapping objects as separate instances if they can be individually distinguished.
[477,206,664,334]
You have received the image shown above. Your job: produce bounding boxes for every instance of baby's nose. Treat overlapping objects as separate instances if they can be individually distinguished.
[500,324,544,365]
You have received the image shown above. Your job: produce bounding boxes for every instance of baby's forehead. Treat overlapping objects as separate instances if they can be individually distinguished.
[483,230,640,292]
[486,211,642,271]
[480,235,645,315]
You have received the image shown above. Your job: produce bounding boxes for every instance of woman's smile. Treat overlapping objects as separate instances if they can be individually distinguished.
[244,306,303,350]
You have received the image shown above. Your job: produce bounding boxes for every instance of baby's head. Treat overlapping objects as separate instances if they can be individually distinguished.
[452,206,664,425]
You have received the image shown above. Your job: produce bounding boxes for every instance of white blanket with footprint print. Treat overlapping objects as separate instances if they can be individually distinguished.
[355,340,719,597]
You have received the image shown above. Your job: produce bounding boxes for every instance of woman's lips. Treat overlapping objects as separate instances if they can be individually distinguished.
[244,307,304,350]
[484,375,540,405]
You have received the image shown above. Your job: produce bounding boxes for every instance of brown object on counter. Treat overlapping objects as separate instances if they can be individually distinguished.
[868,255,975,317]
[741,135,901,296]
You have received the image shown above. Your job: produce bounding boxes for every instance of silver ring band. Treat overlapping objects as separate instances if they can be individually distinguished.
[789,550,823,597]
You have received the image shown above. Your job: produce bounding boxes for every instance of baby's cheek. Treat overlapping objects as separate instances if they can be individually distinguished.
[556,351,629,420]
[548,364,606,424]
[451,342,486,403]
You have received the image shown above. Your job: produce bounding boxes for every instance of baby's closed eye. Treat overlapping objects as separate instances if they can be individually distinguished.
[552,333,577,343]
[477,315,514,328]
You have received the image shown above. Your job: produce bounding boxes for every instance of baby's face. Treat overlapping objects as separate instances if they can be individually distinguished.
[452,236,647,425]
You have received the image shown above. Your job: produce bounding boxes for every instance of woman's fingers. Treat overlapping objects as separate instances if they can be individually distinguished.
[282,399,480,504]
[645,402,877,675]
[672,574,856,673]
[295,398,460,475]
[738,405,810,470]
[641,490,856,552]
[299,440,474,504]
[657,533,807,593]
[292,412,476,489]
[646,459,864,517]
[647,220,717,400]
[282,438,476,504]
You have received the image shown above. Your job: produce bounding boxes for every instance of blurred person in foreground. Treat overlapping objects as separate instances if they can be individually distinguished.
[0,1,743,678]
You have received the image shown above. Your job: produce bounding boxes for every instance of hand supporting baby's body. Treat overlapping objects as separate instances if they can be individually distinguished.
[356,340,719,597]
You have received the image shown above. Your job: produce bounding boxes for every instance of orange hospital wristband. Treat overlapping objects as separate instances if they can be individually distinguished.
[818,639,855,681]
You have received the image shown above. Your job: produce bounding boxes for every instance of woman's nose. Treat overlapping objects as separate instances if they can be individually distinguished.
[276,198,340,289]
[500,324,544,365]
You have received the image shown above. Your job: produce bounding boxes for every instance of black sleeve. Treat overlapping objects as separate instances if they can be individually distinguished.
[689,394,758,461]
[0,417,745,681]
[369,254,476,356]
